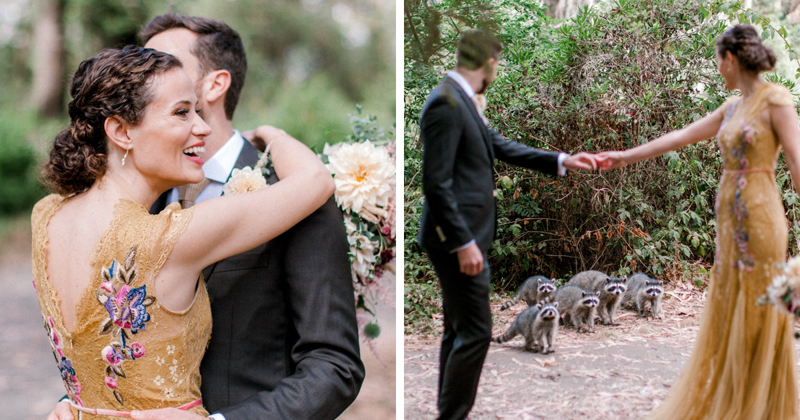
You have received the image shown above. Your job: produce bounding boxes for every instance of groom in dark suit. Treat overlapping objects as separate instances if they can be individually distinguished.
[418,30,596,420]
[48,14,364,420]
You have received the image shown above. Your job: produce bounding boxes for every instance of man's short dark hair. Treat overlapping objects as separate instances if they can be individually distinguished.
[140,14,247,120]
[456,30,502,70]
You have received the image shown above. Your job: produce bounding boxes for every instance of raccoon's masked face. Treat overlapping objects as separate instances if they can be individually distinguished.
[605,277,627,295]
[537,279,556,295]
[581,292,599,308]
[538,302,559,320]
[645,282,663,297]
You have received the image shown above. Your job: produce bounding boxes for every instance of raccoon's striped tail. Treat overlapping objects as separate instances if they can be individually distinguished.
[499,294,521,311]
[492,328,518,344]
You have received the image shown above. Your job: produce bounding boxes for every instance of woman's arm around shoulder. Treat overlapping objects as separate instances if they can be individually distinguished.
[171,127,335,272]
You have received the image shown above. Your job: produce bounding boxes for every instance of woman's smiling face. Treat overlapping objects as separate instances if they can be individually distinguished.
[124,67,211,190]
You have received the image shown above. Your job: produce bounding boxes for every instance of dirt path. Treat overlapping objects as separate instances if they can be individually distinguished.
[404,283,800,419]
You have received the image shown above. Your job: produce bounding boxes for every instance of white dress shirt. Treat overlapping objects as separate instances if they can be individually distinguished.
[445,71,568,253]
[166,130,246,205]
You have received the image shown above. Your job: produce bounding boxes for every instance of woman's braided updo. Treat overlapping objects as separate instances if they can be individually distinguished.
[43,45,182,196]
[716,24,776,73]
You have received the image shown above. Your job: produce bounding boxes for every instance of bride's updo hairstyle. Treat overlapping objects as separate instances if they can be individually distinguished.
[716,24,776,73]
[43,45,181,196]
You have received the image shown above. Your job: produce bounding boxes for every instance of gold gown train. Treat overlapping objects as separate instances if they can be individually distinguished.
[648,83,799,419]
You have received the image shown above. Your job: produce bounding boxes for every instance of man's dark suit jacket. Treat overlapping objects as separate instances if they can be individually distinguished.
[150,140,364,419]
[418,76,560,254]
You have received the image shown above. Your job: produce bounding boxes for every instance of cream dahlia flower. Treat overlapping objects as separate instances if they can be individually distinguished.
[223,167,267,196]
[324,141,395,214]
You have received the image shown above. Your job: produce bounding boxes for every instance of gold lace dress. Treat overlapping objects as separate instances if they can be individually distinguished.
[31,195,212,418]
[649,83,799,419]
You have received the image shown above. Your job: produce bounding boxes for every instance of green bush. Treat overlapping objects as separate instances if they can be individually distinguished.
[0,110,48,215]
[404,0,800,330]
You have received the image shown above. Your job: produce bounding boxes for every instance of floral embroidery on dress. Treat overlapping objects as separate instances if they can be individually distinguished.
[94,246,155,405]
[44,316,83,406]
[729,117,757,273]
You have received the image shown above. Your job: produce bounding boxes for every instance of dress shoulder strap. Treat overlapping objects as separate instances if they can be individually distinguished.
[763,83,795,107]
[101,201,194,286]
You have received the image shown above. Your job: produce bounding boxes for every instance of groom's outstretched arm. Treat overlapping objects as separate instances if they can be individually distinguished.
[488,128,560,175]
[219,196,365,420]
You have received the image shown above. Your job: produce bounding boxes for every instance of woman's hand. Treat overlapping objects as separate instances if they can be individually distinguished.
[46,401,73,420]
[596,151,626,171]
[241,125,289,152]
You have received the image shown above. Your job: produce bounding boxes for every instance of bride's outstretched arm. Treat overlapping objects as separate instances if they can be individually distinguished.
[172,127,334,271]
[596,107,725,170]
[774,104,800,189]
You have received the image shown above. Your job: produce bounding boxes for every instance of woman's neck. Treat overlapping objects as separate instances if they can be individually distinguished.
[737,74,765,100]
[88,171,162,208]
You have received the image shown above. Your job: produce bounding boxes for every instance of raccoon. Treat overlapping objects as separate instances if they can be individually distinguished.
[553,285,599,333]
[492,301,559,354]
[499,275,556,311]
[567,270,627,326]
[621,272,664,319]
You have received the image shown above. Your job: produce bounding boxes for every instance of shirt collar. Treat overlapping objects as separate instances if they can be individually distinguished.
[202,130,246,183]
[447,70,475,98]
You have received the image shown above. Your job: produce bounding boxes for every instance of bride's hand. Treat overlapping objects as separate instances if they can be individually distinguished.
[596,151,626,171]
[241,125,289,152]
[46,401,73,420]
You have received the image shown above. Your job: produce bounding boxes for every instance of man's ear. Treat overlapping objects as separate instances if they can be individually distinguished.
[204,69,232,105]
[104,116,132,151]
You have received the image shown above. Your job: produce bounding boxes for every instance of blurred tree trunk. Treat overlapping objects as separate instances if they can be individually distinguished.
[31,0,65,117]
[542,0,559,17]
[547,0,594,19]
[788,0,800,24]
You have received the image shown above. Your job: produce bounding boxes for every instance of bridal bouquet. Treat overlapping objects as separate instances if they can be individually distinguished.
[759,256,800,317]
[224,108,396,347]
[321,107,396,347]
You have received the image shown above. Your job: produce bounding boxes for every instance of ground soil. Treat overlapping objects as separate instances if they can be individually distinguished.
[404,281,800,419]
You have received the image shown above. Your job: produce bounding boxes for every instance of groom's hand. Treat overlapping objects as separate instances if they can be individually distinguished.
[131,408,207,420]
[563,152,598,171]
[457,243,484,276]
[46,401,73,420]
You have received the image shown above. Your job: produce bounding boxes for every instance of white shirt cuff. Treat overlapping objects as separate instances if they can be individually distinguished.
[450,239,476,254]
[208,414,226,420]
[557,153,568,177]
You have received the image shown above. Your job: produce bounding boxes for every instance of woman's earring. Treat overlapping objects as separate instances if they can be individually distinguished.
[122,148,130,166]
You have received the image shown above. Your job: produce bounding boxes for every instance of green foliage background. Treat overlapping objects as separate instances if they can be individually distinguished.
[0,0,394,216]
[404,0,800,333]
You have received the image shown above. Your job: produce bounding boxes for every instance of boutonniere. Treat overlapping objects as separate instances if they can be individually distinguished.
[222,143,272,196]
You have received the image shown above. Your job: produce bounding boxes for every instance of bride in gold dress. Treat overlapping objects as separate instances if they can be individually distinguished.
[597,25,800,419]
[33,46,333,417]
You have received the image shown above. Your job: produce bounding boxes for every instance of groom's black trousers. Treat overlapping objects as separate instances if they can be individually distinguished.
[427,249,492,420]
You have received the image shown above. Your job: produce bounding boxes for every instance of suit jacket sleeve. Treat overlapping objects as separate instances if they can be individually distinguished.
[219,197,365,420]
[421,96,475,250]
[489,128,559,176]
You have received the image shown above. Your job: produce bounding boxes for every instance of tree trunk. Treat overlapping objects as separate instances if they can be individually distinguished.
[743,0,753,9]
[789,0,800,23]
[30,0,65,117]
[542,0,560,18]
